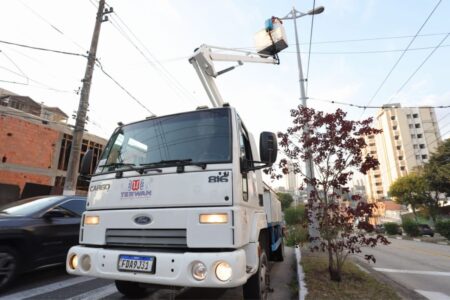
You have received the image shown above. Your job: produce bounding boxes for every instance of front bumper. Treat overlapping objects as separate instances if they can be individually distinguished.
[66,246,249,288]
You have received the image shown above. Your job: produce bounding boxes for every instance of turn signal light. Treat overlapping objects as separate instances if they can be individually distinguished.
[199,213,228,224]
[84,215,100,225]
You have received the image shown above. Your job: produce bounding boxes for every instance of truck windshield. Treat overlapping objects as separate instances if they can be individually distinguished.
[96,109,231,174]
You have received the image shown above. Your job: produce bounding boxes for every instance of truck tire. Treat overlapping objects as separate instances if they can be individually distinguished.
[272,239,285,262]
[243,249,270,300]
[115,280,148,299]
[0,246,19,292]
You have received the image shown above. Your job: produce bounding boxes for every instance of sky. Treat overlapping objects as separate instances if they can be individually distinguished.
[1,0,449,189]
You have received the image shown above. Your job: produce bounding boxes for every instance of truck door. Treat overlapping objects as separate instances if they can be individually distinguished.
[238,122,258,206]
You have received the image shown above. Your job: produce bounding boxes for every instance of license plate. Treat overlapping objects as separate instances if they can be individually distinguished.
[118,255,155,273]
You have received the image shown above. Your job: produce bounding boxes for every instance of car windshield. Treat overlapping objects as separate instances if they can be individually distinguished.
[96,108,231,174]
[0,196,66,216]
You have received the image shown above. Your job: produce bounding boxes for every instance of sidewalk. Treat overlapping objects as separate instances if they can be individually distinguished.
[269,246,296,300]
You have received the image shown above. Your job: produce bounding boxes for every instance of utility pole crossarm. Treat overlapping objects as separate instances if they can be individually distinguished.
[189,44,279,108]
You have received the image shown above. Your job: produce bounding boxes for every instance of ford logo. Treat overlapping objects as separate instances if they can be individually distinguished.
[134,215,151,225]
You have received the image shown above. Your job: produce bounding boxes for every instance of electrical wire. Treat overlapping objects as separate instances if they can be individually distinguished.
[0,50,29,83]
[386,32,450,104]
[308,97,450,110]
[108,13,198,105]
[305,0,316,96]
[0,40,88,58]
[19,0,87,52]
[360,0,443,117]
[232,32,450,49]
[95,59,155,115]
[282,44,450,55]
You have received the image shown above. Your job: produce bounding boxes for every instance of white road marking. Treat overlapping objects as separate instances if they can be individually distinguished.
[0,276,94,300]
[374,268,450,277]
[66,283,117,300]
[415,290,450,300]
[355,263,370,274]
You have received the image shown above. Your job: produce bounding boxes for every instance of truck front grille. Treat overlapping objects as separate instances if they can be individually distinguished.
[105,229,187,248]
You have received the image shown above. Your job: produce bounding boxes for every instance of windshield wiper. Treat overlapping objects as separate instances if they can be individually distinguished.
[99,162,136,170]
[141,159,207,171]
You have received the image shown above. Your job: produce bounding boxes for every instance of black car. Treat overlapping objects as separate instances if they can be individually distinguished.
[418,224,434,237]
[0,195,86,291]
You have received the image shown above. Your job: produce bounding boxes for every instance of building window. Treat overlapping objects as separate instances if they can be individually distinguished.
[396,145,401,150]
[391,116,396,120]
[409,124,414,129]
[413,144,418,149]
[400,166,406,171]
[417,134,423,138]
[411,134,416,139]
[419,144,425,149]
[415,123,421,128]
[370,143,376,147]
[368,135,374,139]
[413,113,418,118]
[422,155,428,159]
[375,183,382,186]
[370,150,376,154]
[395,135,399,140]
[377,190,383,194]
[416,155,420,160]
[393,126,397,130]
[374,174,380,178]
[406,114,411,119]
[398,156,403,160]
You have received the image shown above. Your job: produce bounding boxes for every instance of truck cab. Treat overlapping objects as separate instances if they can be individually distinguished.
[66,106,283,299]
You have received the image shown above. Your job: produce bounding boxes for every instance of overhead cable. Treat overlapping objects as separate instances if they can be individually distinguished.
[95,59,155,115]
[361,0,443,115]
[0,40,87,58]
[308,97,450,109]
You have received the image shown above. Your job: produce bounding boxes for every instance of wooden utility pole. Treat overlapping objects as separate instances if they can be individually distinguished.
[63,0,111,195]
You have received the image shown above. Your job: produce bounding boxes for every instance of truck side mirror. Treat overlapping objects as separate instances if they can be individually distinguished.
[80,149,94,176]
[260,132,278,165]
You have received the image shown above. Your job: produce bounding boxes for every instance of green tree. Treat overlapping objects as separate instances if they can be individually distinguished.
[423,139,450,223]
[277,192,294,211]
[388,173,427,222]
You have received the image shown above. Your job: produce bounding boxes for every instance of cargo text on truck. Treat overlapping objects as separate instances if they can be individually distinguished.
[66,21,289,300]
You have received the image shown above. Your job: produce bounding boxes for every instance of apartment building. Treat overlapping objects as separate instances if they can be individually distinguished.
[364,103,441,202]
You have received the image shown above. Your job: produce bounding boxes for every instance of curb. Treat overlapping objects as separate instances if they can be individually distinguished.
[389,235,450,245]
[295,245,307,300]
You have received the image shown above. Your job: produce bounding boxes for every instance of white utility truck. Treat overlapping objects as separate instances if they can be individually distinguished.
[66,41,286,299]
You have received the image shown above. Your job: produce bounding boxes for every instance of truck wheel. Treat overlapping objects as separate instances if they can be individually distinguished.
[115,280,148,299]
[243,249,269,300]
[272,239,285,262]
[0,246,19,292]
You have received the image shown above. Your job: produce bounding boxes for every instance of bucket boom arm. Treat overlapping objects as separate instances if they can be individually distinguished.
[189,44,279,108]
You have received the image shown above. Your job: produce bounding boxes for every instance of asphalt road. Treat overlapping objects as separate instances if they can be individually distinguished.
[0,247,295,300]
[357,238,450,300]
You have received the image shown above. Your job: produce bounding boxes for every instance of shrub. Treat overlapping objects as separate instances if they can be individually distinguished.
[284,204,306,225]
[384,222,401,235]
[402,219,420,237]
[285,224,308,246]
[435,220,450,240]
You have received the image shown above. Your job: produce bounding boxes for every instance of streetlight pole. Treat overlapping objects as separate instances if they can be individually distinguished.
[281,5,324,243]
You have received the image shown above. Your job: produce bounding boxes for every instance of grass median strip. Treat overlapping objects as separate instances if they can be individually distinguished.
[301,250,400,300]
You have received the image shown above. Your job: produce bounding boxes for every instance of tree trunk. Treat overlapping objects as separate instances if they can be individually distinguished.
[412,205,418,222]
[327,248,341,282]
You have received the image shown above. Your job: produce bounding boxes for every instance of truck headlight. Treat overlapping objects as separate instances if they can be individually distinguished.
[84,215,100,225]
[69,254,78,270]
[192,261,207,281]
[199,213,228,224]
[215,261,232,281]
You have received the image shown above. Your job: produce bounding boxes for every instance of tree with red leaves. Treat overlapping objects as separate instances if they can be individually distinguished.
[266,106,389,281]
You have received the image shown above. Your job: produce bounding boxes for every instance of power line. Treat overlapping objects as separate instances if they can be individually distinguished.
[107,12,198,105]
[19,0,87,52]
[282,44,450,55]
[308,97,450,110]
[95,59,155,115]
[232,32,450,50]
[0,50,29,83]
[0,40,87,58]
[360,0,443,117]
[387,32,450,103]
[305,0,316,96]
